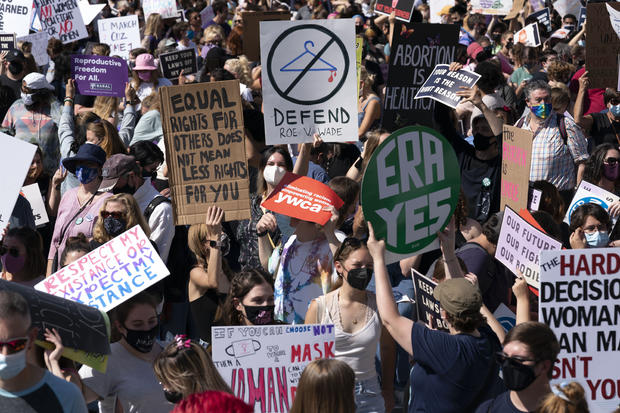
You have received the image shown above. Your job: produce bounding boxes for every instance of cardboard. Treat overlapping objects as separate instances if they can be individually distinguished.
[159,80,251,224]
[212,324,336,413]
[356,36,363,97]
[471,0,513,16]
[429,0,454,23]
[0,33,15,52]
[71,55,128,98]
[36,225,170,312]
[21,183,49,227]
[411,269,449,331]
[500,125,533,212]
[242,11,291,62]
[159,49,197,79]
[504,0,526,20]
[516,22,541,47]
[0,0,33,37]
[97,15,141,60]
[17,31,50,66]
[36,0,88,44]
[586,3,620,89]
[142,0,178,19]
[564,180,620,225]
[375,0,416,23]
[415,64,481,109]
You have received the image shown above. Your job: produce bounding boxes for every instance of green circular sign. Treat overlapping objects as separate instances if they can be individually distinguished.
[361,126,461,254]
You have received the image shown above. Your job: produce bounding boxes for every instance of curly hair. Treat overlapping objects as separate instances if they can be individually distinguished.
[538,382,590,413]
[220,268,273,325]
[547,61,575,84]
[92,194,152,243]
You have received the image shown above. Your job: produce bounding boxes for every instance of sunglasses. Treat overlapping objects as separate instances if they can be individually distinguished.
[334,237,365,261]
[605,157,619,165]
[0,337,28,354]
[494,352,537,366]
[0,245,20,258]
[102,211,125,219]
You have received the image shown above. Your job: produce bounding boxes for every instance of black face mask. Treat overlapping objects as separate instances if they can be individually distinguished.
[355,25,363,34]
[113,183,135,195]
[103,217,126,237]
[346,268,373,291]
[243,304,275,325]
[8,61,23,75]
[473,133,498,151]
[500,359,537,391]
[163,389,183,404]
[123,324,158,353]
[142,169,157,180]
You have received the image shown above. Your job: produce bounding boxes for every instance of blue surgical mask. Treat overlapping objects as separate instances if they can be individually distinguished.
[610,104,620,117]
[531,102,552,119]
[75,166,99,185]
[0,348,27,379]
[585,231,609,248]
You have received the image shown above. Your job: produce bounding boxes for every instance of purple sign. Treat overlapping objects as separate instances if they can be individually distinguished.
[71,55,128,98]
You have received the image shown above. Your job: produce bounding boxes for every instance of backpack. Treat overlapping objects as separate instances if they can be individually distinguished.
[144,195,171,221]
[515,113,568,145]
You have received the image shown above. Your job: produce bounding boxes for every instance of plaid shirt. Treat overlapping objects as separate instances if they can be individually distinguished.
[518,112,588,191]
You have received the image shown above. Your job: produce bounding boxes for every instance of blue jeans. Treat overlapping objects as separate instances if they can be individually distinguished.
[355,376,385,413]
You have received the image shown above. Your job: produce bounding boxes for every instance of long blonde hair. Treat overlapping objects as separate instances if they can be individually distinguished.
[537,382,590,413]
[225,56,252,87]
[87,119,126,157]
[144,13,162,37]
[93,194,151,243]
[93,96,119,122]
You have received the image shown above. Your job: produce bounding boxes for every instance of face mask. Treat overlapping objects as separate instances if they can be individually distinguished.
[142,169,157,180]
[8,61,23,75]
[473,133,495,151]
[610,104,620,117]
[123,324,158,353]
[491,33,501,42]
[530,102,552,119]
[500,359,537,391]
[506,41,513,50]
[75,166,99,185]
[103,217,126,237]
[1,253,25,274]
[113,183,135,195]
[137,71,152,81]
[585,231,609,248]
[263,165,287,187]
[0,348,27,379]
[603,163,619,181]
[243,304,275,325]
[345,267,373,291]
[163,389,183,404]
[355,25,363,34]
[21,92,33,105]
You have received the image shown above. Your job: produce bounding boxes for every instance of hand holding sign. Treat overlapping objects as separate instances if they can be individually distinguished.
[205,206,224,240]
[455,85,483,107]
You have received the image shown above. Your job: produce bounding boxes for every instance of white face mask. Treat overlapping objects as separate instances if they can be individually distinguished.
[0,347,27,379]
[21,92,34,105]
[263,165,287,187]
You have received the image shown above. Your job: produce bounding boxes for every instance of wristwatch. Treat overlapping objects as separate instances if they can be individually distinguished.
[207,239,222,249]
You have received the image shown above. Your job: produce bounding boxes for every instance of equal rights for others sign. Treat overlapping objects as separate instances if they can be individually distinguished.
[97,15,141,60]
[540,249,620,413]
[36,225,170,311]
[212,324,336,413]
[36,0,88,44]
[71,55,128,98]
[159,80,251,224]
[415,64,480,109]
[260,19,357,144]
[501,125,533,212]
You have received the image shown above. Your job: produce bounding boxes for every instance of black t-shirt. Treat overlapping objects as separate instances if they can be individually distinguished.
[590,112,619,147]
[0,74,20,102]
[475,391,531,413]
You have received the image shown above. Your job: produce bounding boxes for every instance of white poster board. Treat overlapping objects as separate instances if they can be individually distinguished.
[516,22,541,47]
[0,0,34,37]
[564,180,620,225]
[21,183,49,227]
[554,0,582,19]
[77,0,104,25]
[35,0,88,44]
[142,0,178,19]
[429,0,453,23]
[260,19,358,144]
[98,15,141,60]
[17,31,50,66]
[471,0,513,16]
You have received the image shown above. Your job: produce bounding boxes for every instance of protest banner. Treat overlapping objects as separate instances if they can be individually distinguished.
[586,3,620,89]
[554,0,581,18]
[0,33,15,52]
[414,64,481,109]
[71,55,128,98]
[97,15,140,60]
[35,0,88,44]
[361,126,460,262]
[530,8,552,34]
[0,0,33,37]
[375,0,415,23]
[159,80,250,224]
[21,183,49,227]
[77,0,103,25]
[429,0,453,23]
[17,31,50,66]
[35,225,170,312]
[212,324,336,413]
[495,206,562,290]
[528,187,542,211]
[564,180,620,225]
[577,7,586,32]
[241,11,290,62]
[493,303,516,332]
[540,249,620,413]
[159,49,197,79]
[0,134,36,234]
[142,0,177,19]
[551,27,572,40]
[261,173,344,226]
[505,0,526,20]
[383,23,458,130]
[500,125,533,212]
[471,0,513,16]
[260,20,357,144]
[516,23,541,47]
[411,269,449,331]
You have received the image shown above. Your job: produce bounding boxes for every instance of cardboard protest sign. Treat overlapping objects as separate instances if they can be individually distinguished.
[516,23,541,47]
[159,80,250,224]
[530,8,552,34]
[260,19,357,144]
[17,31,50,66]
[578,7,586,32]
[495,206,562,289]
[77,0,103,25]
[586,3,620,89]
[21,183,49,227]
[0,134,36,234]
[36,225,170,312]
[241,11,291,62]
[71,55,128,98]
[36,0,88,44]
[540,249,620,413]
[500,125,533,212]
[471,0,513,16]
[159,49,197,79]
[97,15,141,60]
[0,33,15,52]
[493,303,516,332]
[261,173,344,226]
[0,0,33,37]
[361,126,460,258]
[564,180,620,225]
[212,324,336,413]
[142,0,178,19]
[504,0,526,20]
[375,0,415,23]
[383,23,458,131]
[411,269,448,331]
[415,64,481,109]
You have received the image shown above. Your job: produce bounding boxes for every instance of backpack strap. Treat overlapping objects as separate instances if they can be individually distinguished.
[144,195,171,221]
[557,113,568,145]
[515,116,525,129]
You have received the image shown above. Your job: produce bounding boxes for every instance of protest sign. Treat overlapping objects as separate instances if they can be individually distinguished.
[493,303,516,332]
[36,339,108,372]
[411,269,449,331]
[586,3,620,89]
[212,324,336,413]
[529,187,542,211]
[356,36,362,97]
[77,0,103,25]
[414,64,481,109]
[500,125,533,212]
[564,180,620,225]
[159,80,250,224]
[0,33,15,51]
[577,7,586,32]
[530,0,544,12]
[0,0,33,37]
[142,0,178,19]
[361,126,460,258]
[383,23,458,130]
[97,15,141,60]
[159,49,197,79]
[261,173,344,226]
[0,134,36,234]
[505,0,526,20]
[241,11,290,62]
[17,31,50,66]
[21,183,49,227]
[606,3,620,40]
[71,55,128,98]
[429,0,453,23]
[36,225,170,312]
[36,0,88,44]
[530,8,552,34]
[516,23,541,47]
[540,249,620,413]
[471,0,513,16]
[260,19,357,144]
[199,5,213,28]
[551,27,572,39]
[554,0,581,19]
[495,206,562,289]
[375,0,415,23]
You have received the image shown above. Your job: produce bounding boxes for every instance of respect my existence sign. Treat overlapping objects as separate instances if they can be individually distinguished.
[212,324,336,413]
[36,0,88,44]
[415,64,480,109]
[36,225,170,311]
[159,80,251,224]
[159,49,197,79]
[0,0,33,37]
[71,55,128,97]
[501,125,533,212]
[260,19,357,144]
[97,15,141,60]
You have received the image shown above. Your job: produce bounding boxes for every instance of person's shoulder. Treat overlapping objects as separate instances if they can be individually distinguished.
[474,391,520,413]
[159,77,173,86]
[41,371,87,411]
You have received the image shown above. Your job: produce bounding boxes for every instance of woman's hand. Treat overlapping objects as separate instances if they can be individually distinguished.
[321,205,339,240]
[512,272,529,300]
[464,272,479,289]
[52,168,68,188]
[178,69,187,85]
[205,206,224,240]
[608,200,620,218]
[578,71,590,92]
[437,216,456,258]
[449,61,463,72]
[124,82,137,103]
[569,227,587,249]
[43,328,64,363]
[65,78,75,100]
[366,221,386,261]
[456,85,483,107]
[256,212,277,234]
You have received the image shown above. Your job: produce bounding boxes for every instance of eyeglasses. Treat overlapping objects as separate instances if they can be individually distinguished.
[582,225,607,234]
[0,245,20,258]
[605,157,619,165]
[0,337,28,354]
[102,211,125,219]
[494,352,537,366]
